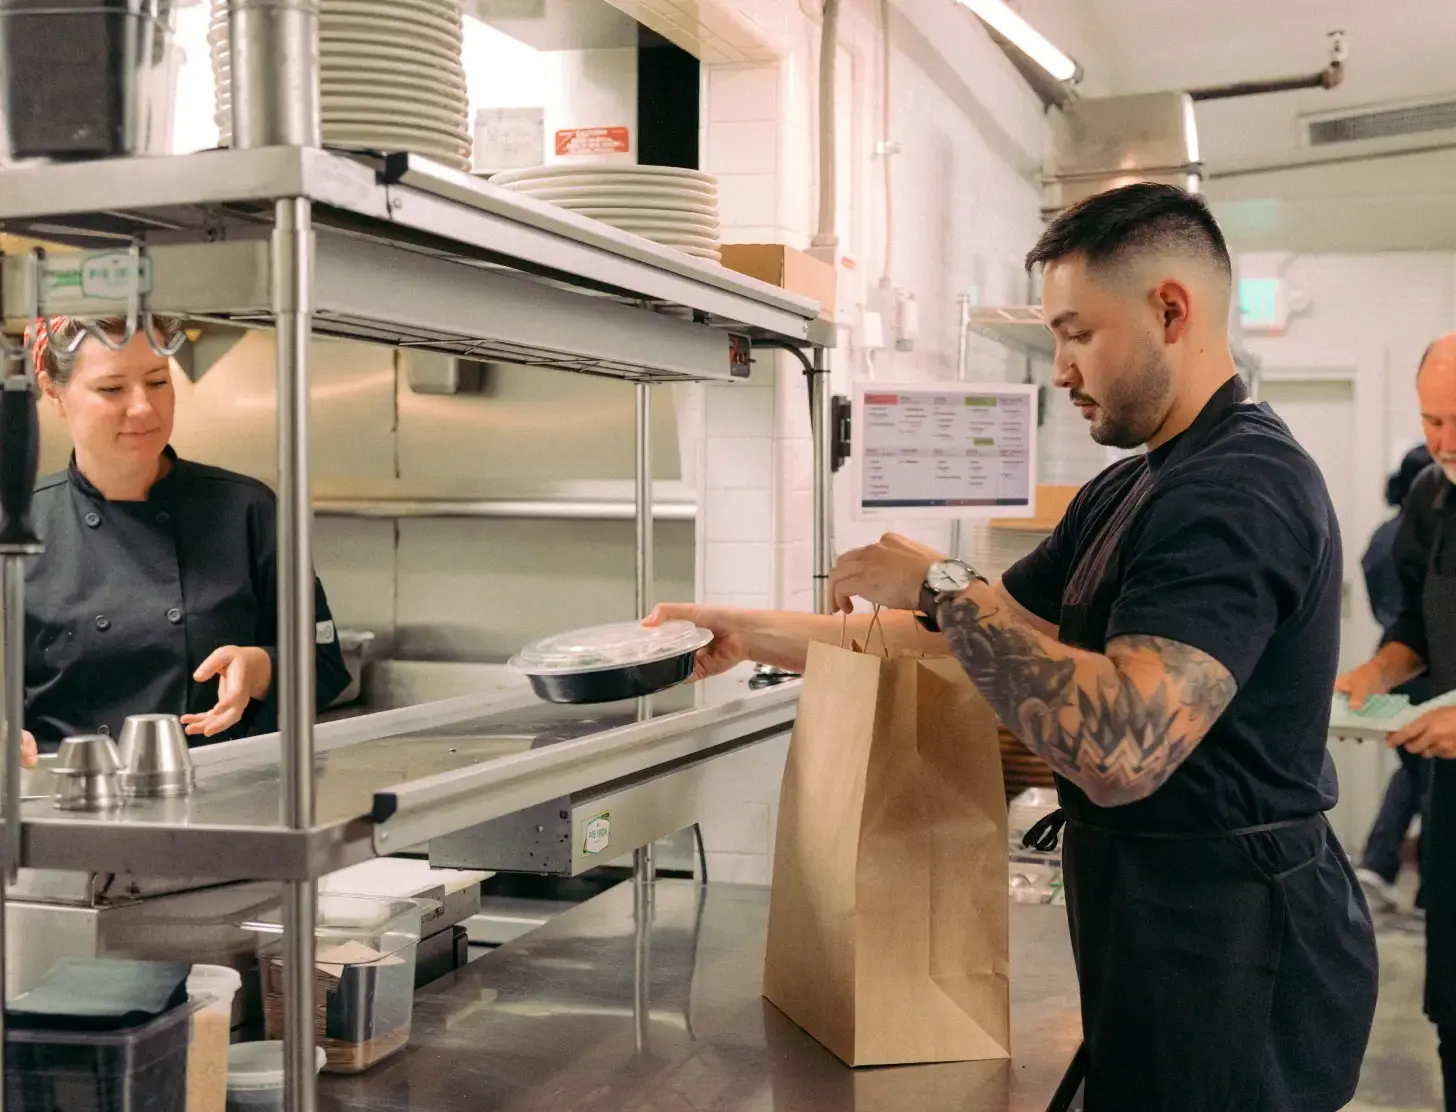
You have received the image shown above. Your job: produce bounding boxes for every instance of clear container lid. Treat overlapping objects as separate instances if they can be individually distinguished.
[240,894,438,960]
[509,620,713,676]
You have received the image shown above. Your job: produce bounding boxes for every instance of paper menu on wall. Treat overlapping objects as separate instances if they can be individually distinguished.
[852,382,1038,520]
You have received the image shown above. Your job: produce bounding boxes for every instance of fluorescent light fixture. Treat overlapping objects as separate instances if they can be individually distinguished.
[956,0,1079,83]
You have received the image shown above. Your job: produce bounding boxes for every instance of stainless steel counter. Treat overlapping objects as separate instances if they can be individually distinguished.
[319,881,1083,1112]
[17,674,799,881]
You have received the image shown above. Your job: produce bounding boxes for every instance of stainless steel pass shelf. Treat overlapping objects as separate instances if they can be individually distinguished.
[16,676,799,882]
[0,147,826,381]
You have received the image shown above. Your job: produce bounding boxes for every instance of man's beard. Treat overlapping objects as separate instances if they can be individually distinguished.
[1441,461,1456,486]
[1080,335,1174,449]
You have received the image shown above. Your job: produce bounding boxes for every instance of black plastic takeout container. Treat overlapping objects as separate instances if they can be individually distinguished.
[522,650,700,705]
[510,621,713,706]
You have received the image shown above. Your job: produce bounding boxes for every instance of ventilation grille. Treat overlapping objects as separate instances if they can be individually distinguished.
[1306,99,1456,146]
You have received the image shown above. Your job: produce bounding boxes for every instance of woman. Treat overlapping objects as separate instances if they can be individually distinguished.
[22,314,351,752]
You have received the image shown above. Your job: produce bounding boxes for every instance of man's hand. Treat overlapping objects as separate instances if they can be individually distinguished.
[1336,643,1425,710]
[828,534,944,615]
[1390,707,1456,758]
[645,605,748,680]
[20,729,36,769]
[182,646,272,738]
[1335,659,1393,711]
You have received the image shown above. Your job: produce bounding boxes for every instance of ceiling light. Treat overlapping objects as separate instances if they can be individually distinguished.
[956,0,1079,83]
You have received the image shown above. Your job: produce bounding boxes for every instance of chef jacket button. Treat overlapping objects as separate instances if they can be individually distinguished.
[97,725,110,736]
[94,615,110,632]
[84,512,100,528]
[156,511,171,525]
[166,607,183,625]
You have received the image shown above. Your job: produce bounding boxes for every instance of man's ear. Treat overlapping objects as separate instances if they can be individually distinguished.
[1150,278,1193,344]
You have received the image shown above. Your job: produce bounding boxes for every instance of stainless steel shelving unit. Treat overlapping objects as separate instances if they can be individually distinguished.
[0,14,832,1108]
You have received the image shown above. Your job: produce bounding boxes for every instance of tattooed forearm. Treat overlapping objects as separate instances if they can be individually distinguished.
[939,587,1236,807]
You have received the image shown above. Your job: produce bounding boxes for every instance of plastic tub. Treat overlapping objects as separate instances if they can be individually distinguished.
[0,0,177,162]
[5,999,195,1112]
[187,966,241,1112]
[224,1042,325,1112]
[244,894,436,1074]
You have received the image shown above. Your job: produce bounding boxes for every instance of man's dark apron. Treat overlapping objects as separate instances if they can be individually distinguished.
[1033,377,1375,1111]
[1419,505,1456,1032]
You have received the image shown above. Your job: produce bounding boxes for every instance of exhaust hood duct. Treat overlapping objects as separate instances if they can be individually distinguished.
[1042,91,1202,218]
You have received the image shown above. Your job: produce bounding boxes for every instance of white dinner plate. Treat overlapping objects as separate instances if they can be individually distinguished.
[211,9,462,45]
[323,125,472,155]
[318,94,468,122]
[322,111,469,143]
[325,1,461,33]
[214,52,469,90]
[511,187,719,218]
[573,208,721,232]
[320,24,463,57]
[492,163,716,188]
[640,232,720,250]
[323,86,468,115]
[214,30,462,70]
[492,171,716,199]
[316,40,465,70]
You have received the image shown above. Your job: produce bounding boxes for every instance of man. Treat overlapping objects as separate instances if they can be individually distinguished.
[653,183,1377,1110]
[1353,442,1433,912]
[1339,335,1456,1109]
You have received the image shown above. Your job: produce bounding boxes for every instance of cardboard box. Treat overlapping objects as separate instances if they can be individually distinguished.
[988,484,1080,532]
[719,244,836,321]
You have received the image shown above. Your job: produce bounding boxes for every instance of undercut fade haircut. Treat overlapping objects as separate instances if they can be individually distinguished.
[1025,182,1232,281]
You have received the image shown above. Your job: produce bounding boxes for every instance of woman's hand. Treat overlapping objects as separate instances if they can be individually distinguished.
[645,604,748,680]
[182,646,273,737]
[20,729,36,769]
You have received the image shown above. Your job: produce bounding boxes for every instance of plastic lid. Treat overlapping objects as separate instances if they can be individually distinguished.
[188,964,242,1003]
[509,620,712,676]
[227,1042,326,1091]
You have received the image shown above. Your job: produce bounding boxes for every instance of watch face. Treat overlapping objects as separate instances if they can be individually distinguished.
[928,561,973,593]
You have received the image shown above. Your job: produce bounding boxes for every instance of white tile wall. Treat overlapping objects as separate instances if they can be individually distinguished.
[705,120,778,175]
[705,541,775,596]
[705,435,774,489]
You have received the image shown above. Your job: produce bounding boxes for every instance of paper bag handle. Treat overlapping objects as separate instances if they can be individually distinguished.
[840,605,890,657]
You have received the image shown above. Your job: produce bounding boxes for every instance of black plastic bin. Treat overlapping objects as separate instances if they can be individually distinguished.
[5,1002,193,1112]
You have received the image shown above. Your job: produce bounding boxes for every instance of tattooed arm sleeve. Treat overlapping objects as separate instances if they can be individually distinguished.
[938,583,1236,808]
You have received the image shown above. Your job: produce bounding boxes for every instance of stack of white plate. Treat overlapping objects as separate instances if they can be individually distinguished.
[491,165,721,263]
[209,0,471,171]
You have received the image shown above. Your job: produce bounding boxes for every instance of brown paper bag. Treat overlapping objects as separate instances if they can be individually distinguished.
[762,636,1011,1067]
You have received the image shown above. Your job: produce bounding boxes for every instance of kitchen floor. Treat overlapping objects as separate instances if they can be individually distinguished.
[1348,902,1442,1111]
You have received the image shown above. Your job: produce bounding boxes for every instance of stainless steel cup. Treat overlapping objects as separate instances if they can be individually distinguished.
[117,714,195,798]
[51,734,123,812]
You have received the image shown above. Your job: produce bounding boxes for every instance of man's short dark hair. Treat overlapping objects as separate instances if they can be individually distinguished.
[1025,182,1232,280]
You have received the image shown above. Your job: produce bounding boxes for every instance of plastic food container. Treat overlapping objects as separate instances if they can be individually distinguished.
[0,0,178,162]
[510,620,713,704]
[5,999,195,1112]
[224,1042,325,1112]
[187,966,242,1112]
[244,894,436,1074]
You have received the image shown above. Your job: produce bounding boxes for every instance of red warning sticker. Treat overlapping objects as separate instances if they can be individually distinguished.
[555,127,632,156]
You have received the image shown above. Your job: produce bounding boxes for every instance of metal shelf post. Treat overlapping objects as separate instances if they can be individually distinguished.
[810,347,833,614]
[274,193,319,1112]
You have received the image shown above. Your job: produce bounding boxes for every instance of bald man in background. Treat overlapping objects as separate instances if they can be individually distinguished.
[1339,333,1456,1109]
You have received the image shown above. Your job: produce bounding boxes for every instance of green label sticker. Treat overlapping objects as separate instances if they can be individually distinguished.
[43,251,154,302]
[583,812,610,855]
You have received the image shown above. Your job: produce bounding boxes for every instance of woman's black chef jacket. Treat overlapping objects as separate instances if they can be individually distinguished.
[24,449,352,748]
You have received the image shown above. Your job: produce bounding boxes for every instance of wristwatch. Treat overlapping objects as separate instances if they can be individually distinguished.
[915,559,985,632]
